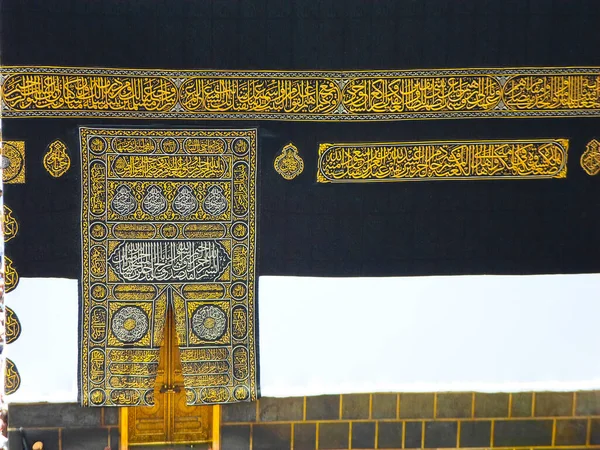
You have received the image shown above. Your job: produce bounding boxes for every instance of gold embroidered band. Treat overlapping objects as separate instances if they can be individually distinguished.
[2,67,600,120]
[317,139,568,183]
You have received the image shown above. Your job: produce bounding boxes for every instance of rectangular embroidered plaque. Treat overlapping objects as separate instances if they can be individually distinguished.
[317,139,568,183]
[80,127,257,406]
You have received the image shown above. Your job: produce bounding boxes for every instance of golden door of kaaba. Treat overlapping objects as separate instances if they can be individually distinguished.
[121,310,219,448]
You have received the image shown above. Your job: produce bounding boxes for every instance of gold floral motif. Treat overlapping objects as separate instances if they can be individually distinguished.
[581,139,600,176]
[43,139,71,177]
[4,256,19,293]
[1,141,25,184]
[5,358,21,395]
[274,142,304,180]
[318,139,568,183]
[3,205,19,242]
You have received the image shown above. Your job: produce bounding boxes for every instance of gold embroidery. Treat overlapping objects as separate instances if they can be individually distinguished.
[5,358,21,395]
[179,77,340,113]
[232,306,248,340]
[186,300,231,346]
[581,139,600,176]
[180,348,228,362]
[43,139,71,177]
[274,142,304,180]
[1,141,25,184]
[5,307,22,344]
[503,75,600,110]
[3,205,19,242]
[108,154,230,179]
[2,67,600,120]
[90,306,107,343]
[317,139,568,183]
[108,349,160,364]
[4,256,19,293]
[3,74,177,111]
[342,76,501,113]
[80,128,257,406]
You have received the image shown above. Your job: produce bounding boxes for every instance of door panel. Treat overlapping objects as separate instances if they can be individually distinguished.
[127,309,213,446]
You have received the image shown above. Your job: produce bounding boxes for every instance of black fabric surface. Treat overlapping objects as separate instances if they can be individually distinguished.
[3,0,600,278]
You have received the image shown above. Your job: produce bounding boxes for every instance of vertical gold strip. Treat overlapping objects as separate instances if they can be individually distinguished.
[249,423,253,450]
[339,395,343,420]
[165,313,173,441]
[433,393,438,419]
[456,421,461,447]
[303,397,307,421]
[471,392,476,418]
[490,419,495,447]
[572,392,577,416]
[551,418,557,445]
[374,421,379,449]
[421,421,425,448]
[401,421,406,449]
[256,399,260,422]
[349,421,353,449]
[396,394,400,419]
[587,417,592,445]
[212,405,221,450]
[291,423,295,450]
[316,423,320,450]
[120,408,129,450]
[508,394,513,418]
[531,392,536,416]
[58,428,63,450]
[369,394,373,420]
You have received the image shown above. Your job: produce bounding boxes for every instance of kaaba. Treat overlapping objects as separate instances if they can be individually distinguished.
[2,1,600,449]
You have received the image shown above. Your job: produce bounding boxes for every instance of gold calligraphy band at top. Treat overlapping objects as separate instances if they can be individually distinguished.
[317,139,568,183]
[2,66,600,120]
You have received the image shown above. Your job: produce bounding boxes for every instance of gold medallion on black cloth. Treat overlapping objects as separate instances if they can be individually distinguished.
[80,128,257,406]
